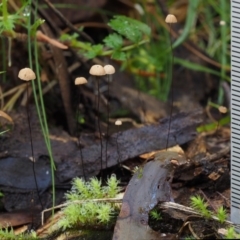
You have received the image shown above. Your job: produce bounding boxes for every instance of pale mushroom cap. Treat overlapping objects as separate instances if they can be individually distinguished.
[18,68,36,81]
[104,65,115,75]
[89,65,106,76]
[165,14,177,24]
[75,77,87,85]
[115,120,122,126]
[218,106,227,114]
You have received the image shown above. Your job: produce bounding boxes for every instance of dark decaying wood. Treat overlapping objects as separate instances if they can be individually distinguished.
[0,109,203,188]
[56,109,203,182]
[113,152,187,240]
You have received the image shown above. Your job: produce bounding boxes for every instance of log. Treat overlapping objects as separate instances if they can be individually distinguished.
[56,109,203,182]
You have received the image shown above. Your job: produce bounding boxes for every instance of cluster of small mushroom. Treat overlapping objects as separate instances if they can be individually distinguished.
[74,64,115,86]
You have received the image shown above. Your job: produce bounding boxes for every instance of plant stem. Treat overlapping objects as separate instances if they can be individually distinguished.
[218,0,227,104]
[105,76,110,168]
[166,23,174,150]
[96,77,103,173]
[2,0,8,24]
[25,82,43,216]
[27,0,56,214]
[116,130,121,165]
[76,95,86,180]
[102,39,149,56]
[78,135,86,180]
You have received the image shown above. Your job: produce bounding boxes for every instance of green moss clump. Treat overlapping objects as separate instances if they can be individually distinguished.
[58,175,120,230]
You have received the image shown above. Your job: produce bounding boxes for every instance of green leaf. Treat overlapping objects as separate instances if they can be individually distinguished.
[84,44,103,59]
[111,50,126,61]
[108,15,151,43]
[30,18,45,36]
[60,32,79,41]
[103,33,123,49]
[197,115,230,133]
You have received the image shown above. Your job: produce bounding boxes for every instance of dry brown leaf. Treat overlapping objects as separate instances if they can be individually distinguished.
[0,110,13,123]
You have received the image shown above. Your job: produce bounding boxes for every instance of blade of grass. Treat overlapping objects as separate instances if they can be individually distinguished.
[27,1,56,212]
[1,38,6,82]
[218,0,228,104]
[205,6,217,55]
[174,57,230,82]
[172,0,201,49]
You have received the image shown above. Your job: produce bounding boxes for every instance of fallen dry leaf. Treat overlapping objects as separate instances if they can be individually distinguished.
[0,110,13,123]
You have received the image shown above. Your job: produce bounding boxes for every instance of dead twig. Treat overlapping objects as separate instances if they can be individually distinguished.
[180,146,230,173]
[199,189,217,212]
[1,31,68,49]
[43,0,94,43]
[41,23,76,134]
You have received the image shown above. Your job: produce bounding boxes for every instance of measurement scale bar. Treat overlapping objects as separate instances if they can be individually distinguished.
[231,0,240,225]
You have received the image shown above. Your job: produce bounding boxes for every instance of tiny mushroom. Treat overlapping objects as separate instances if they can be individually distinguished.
[218,106,228,114]
[75,77,88,85]
[165,14,177,24]
[104,65,115,75]
[115,120,122,126]
[89,65,106,76]
[18,68,36,81]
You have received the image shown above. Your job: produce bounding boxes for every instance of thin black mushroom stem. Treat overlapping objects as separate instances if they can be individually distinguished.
[18,67,43,224]
[75,77,88,180]
[115,119,122,166]
[103,64,115,168]
[89,65,106,174]
[165,14,177,150]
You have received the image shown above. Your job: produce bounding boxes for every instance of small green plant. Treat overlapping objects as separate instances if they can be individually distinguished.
[216,206,227,224]
[133,166,143,179]
[190,195,228,224]
[0,227,38,240]
[190,195,211,219]
[225,227,240,239]
[189,195,240,239]
[149,209,162,221]
[58,175,120,230]
[60,15,151,61]
[225,227,235,239]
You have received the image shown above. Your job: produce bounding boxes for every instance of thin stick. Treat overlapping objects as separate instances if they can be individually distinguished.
[43,0,94,43]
